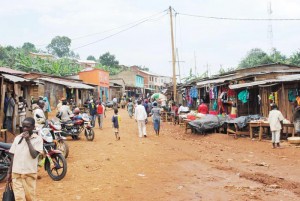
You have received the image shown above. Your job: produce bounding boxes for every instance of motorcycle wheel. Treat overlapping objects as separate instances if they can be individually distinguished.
[45,153,67,181]
[0,155,10,182]
[85,129,95,141]
[56,141,69,159]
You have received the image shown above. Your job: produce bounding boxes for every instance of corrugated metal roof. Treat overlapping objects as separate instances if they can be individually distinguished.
[229,74,300,89]
[0,67,28,75]
[2,73,30,82]
[39,78,95,89]
[229,80,277,89]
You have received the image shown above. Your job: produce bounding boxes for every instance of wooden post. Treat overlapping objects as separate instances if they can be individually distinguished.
[169,6,177,102]
[0,77,4,129]
[75,88,79,107]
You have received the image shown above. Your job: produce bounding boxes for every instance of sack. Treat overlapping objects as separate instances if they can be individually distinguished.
[2,182,15,201]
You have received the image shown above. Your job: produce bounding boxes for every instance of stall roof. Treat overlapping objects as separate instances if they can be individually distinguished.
[229,74,300,89]
[2,73,30,83]
[0,67,28,75]
[39,77,95,89]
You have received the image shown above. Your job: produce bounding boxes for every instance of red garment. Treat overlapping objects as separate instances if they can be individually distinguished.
[198,103,208,114]
[97,104,104,114]
[171,106,179,116]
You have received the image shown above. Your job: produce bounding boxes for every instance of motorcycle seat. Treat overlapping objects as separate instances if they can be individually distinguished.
[0,142,12,150]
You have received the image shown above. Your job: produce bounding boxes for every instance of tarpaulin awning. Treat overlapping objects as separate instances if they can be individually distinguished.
[2,73,29,83]
[39,77,95,89]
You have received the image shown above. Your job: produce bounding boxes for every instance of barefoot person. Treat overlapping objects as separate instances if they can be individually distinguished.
[268,104,285,148]
[7,117,43,201]
[112,108,121,140]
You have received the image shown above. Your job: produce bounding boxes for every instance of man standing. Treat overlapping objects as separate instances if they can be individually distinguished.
[134,100,148,138]
[8,117,43,201]
[5,93,15,132]
[96,101,104,129]
[113,97,118,108]
[18,96,27,133]
[89,100,97,127]
[33,100,46,130]
[268,104,285,148]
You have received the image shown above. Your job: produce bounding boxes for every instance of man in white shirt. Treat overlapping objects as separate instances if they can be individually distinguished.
[268,104,285,148]
[59,100,72,122]
[33,100,46,130]
[178,104,189,114]
[134,100,148,138]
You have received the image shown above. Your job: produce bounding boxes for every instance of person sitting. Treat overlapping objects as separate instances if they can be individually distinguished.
[178,104,189,114]
[197,99,208,115]
[59,100,72,122]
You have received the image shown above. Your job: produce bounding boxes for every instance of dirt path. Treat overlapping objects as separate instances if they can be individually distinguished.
[1,108,300,200]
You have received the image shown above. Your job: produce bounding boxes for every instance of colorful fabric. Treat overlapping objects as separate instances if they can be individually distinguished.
[238,90,249,103]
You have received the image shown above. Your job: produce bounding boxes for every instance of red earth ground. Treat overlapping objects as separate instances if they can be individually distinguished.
[1,108,300,201]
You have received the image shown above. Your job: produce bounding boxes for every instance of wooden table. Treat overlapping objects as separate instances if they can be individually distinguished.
[161,111,173,122]
[227,123,250,138]
[183,119,192,133]
[249,122,295,140]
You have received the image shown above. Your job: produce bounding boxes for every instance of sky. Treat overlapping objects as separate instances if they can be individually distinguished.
[1,0,300,79]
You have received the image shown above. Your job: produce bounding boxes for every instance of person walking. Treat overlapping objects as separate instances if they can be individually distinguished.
[96,101,104,129]
[127,99,134,118]
[134,100,148,138]
[268,104,285,148]
[18,96,27,133]
[8,117,43,201]
[150,102,161,136]
[89,100,97,127]
[112,108,121,140]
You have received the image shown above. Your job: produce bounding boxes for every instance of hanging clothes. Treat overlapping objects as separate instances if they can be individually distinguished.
[238,90,249,104]
[288,89,296,102]
[189,86,198,99]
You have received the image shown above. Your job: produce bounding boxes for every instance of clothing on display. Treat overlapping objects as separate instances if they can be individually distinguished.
[238,90,249,104]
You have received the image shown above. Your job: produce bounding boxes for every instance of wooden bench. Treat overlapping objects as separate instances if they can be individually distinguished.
[227,123,250,138]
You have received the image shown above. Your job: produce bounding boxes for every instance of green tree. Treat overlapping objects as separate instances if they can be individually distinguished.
[87,55,96,61]
[47,36,71,57]
[99,52,119,67]
[22,42,36,53]
[238,48,273,68]
[270,48,287,63]
[288,51,300,66]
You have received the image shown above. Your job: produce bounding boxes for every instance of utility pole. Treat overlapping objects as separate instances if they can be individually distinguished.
[194,51,197,76]
[169,6,177,102]
[176,48,184,83]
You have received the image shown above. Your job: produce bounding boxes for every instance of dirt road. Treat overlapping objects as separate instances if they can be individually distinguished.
[1,108,300,200]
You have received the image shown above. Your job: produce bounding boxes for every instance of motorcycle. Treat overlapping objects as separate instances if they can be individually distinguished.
[58,112,95,141]
[0,130,68,181]
[45,120,70,159]
[38,128,68,181]
[0,142,12,182]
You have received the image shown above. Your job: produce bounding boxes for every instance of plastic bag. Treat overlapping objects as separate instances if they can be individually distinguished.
[2,181,15,201]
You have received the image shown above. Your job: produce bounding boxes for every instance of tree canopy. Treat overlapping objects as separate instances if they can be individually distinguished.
[47,36,72,58]
[99,52,119,67]
[22,42,37,53]
[87,55,96,61]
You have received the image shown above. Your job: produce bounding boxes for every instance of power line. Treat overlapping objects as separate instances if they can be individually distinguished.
[178,12,300,21]
[36,9,167,47]
[72,10,167,40]
[72,12,167,50]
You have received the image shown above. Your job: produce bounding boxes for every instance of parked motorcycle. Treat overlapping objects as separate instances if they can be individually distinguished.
[0,130,68,182]
[0,142,12,182]
[45,120,70,158]
[57,112,95,141]
[38,128,67,181]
